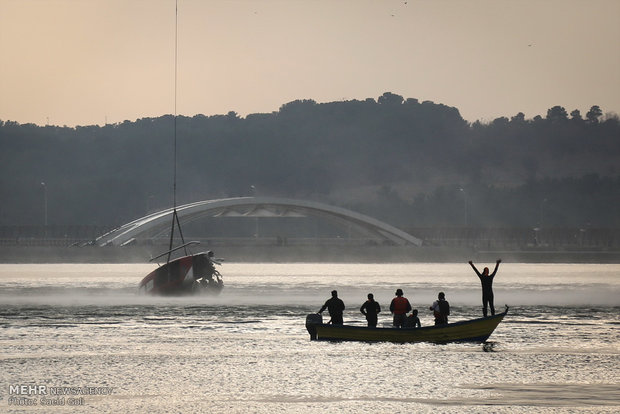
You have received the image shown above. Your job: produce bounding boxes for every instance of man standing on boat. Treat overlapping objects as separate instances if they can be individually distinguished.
[389,289,412,328]
[430,292,450,325]
[360,293,381,327]
[318,290,345,325]
[469,259,501,316]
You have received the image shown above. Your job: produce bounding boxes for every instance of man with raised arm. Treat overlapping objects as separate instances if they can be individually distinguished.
[469,259,501,317]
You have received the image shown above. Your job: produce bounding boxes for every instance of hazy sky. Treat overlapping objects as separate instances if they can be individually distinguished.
[1,0,619,127]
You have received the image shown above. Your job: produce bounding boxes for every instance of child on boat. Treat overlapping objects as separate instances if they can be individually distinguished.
[404,309,421,328]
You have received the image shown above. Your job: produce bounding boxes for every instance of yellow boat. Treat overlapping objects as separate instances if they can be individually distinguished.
[305,307,508,344]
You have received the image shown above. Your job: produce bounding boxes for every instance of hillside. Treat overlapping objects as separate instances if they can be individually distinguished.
[1,93,619,229]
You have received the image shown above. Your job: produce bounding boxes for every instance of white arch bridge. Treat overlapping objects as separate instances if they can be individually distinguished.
[95,197,422,247]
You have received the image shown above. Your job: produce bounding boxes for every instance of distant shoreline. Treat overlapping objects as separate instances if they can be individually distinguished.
[0,245,618,264]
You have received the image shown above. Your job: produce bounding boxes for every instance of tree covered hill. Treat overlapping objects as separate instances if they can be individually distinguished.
[1,92,619,229]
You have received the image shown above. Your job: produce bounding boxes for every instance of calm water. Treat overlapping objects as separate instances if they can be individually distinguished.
[0,263,618,413]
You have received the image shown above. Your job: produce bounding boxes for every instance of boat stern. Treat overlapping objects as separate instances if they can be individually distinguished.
[305,313,323,340]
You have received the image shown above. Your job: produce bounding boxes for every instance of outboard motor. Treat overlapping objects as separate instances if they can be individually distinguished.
[305,313,323,340]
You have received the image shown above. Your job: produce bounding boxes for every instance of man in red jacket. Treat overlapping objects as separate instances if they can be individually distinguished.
[389,288,412,328]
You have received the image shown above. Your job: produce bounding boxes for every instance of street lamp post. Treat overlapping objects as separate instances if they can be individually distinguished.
[251,185,259,238]
[539,198,547,227]
[146,195,154,214]
[41,182,47,238]
[459,188,468,227]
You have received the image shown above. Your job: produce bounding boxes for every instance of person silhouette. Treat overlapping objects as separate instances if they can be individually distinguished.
[318,290,345,325]
[429,292,450,325]
[469,259,501,316]
[389,288,412,328]
[405,309,421,328]
[360,293,381,327]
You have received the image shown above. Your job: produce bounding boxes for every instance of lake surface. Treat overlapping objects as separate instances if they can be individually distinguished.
[1,263,619,413]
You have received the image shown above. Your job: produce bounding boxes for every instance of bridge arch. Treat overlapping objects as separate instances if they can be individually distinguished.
[95,197,422,247]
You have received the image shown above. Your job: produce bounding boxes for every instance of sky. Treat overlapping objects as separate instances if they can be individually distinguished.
[1,0,619,127]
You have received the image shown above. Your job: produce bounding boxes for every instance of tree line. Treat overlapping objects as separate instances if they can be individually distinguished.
[1,92,619,230]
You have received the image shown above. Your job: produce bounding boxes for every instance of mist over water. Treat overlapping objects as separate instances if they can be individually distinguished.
[0,263,617,307]
[1,263,618,413]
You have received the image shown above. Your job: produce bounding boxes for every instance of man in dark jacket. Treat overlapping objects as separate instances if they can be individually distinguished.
[319,290,345,325]
[469,259,501,316]
[360,293,381,327]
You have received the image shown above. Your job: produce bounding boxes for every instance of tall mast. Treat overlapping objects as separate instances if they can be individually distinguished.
[173,0,178,210]
[167,0,186,261]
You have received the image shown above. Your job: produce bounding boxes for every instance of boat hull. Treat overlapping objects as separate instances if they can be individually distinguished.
[306,309,507,344]
[138,252,223,296]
